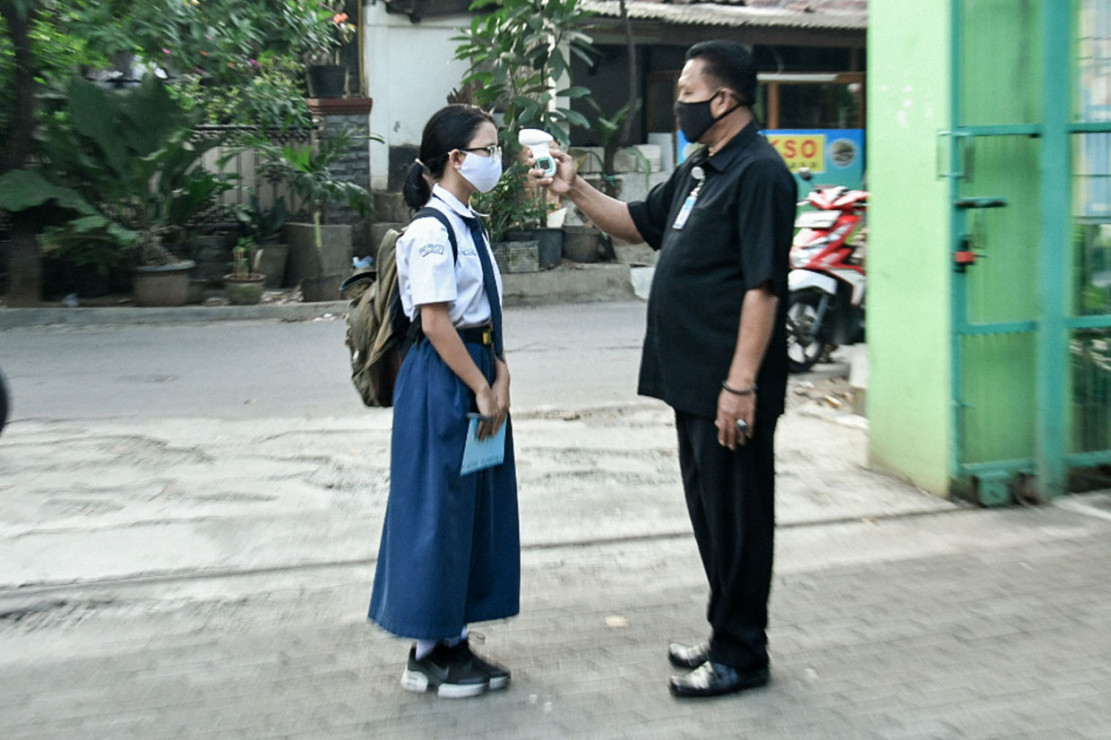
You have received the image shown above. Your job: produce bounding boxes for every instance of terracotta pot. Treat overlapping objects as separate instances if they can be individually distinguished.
[507,228,563,269]
[132,260,195,307]
[562,226,605,263]
[224,273,267,305]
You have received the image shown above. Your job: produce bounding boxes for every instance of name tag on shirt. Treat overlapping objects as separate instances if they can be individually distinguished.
[673,193,698,230]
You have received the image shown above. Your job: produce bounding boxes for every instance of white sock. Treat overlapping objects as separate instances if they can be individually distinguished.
[445,626,469,649]
[415,640,437,660]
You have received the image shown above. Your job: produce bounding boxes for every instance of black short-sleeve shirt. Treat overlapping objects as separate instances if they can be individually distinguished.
[628,121,796,420]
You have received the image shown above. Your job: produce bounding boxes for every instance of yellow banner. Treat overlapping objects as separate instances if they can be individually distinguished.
[767,134,825,173]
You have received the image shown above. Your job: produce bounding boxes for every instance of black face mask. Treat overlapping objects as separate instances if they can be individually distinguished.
[675,90,743,143]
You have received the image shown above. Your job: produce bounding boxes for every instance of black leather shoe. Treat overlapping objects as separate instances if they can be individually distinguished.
[667,640,710,669]
[668,661,770,698]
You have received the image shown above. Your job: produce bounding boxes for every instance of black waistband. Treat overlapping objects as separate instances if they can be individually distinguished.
[458,325,493,346]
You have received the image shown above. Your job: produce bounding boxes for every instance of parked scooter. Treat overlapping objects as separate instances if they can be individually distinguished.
[786,168,868,373]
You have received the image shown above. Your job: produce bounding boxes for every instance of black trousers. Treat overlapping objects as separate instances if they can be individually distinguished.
[675,410,777,671]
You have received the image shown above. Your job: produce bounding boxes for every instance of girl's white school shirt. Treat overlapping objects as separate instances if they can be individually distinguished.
[396,184,504,329]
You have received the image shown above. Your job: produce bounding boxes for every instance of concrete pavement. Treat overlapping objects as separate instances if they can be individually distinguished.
[1,302,1110,738]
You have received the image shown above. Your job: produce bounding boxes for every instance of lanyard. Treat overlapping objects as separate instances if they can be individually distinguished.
[672,165,706,230]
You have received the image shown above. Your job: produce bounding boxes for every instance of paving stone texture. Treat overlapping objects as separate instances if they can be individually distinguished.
[1,305,1110,739]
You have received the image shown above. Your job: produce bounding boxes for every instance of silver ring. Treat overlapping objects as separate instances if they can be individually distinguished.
[735,419,749,433]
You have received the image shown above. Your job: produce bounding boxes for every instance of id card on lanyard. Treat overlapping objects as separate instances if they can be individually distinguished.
[672,165,706,231]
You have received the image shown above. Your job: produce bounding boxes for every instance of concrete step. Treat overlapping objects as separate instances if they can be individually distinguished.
[371,190,408,224]
[848,343,869,416]
[503,262,635,306]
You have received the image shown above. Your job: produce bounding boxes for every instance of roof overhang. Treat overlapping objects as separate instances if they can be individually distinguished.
[579,0,866,48]
[379,0,867,47]
[381,0,473,22]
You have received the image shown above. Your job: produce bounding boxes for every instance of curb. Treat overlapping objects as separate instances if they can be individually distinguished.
[1,263,641,329]
[0,301,349,329]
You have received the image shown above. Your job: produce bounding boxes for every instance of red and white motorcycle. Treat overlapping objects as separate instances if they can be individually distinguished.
[786,169,868,373]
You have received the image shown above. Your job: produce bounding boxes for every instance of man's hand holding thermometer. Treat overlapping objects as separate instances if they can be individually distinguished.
[518,128,557,177]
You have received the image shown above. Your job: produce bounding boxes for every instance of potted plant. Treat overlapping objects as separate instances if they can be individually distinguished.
[580,98,651,199]
[224,236,267,305]
[0,75,233,306]
[251,130,371,300]
[453,0,595,142]
[471,158,545,273]
[454,0,598,269]
[236,194,290,288]
[474,160,546,244]
[305,6,357,98]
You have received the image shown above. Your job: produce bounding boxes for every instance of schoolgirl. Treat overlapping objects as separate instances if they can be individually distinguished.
[368,105,519,699]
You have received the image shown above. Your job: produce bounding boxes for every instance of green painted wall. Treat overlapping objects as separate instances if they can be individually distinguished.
[866,0,953,494]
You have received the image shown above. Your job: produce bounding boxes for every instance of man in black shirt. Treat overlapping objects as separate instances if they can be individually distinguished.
[533,40,795,698]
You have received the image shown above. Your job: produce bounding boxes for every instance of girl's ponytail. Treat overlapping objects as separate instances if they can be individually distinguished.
[403,160,432,209]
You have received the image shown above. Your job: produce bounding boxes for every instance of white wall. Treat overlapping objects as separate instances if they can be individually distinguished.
[365,3,472,190]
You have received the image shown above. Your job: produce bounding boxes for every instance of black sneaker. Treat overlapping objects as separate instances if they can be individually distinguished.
[400,644,488,698]
[452,638,510,690]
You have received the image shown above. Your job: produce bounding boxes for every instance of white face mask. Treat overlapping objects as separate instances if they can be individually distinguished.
[458,151,503,193]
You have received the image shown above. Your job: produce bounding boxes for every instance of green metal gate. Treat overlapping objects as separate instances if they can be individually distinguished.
[946,0,1111,504]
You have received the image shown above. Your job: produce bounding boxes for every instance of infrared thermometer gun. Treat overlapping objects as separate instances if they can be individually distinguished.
[518,128,557,177]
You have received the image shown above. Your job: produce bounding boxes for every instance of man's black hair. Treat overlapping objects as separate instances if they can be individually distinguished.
[686,40,758,106]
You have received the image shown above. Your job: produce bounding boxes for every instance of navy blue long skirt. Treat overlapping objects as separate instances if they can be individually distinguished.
[368,337,520,640]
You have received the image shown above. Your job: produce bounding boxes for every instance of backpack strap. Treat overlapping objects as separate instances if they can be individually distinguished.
[412,207,459,262]
[400,206,463,353]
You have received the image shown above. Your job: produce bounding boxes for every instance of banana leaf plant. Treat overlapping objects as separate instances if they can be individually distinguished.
[0,75,233,272]
[578,97,650,198]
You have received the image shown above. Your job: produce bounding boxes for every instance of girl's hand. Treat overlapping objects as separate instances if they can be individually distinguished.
[490,360,510,434]
[475,386,498,440]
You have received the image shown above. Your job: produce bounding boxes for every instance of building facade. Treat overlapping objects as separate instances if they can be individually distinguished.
[869,0,1111,503]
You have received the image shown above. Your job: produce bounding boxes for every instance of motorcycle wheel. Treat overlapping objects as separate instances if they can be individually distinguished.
[786,290,829,373]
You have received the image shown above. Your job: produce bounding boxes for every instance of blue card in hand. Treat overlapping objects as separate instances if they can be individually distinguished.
[460,413,506,475]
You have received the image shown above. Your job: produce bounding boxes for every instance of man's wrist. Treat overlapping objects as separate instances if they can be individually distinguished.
[567,174,590,200]
[721,380,758,396]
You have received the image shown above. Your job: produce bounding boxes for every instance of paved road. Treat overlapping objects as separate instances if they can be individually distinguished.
[0,302,646,420]
[2,302,1110,738]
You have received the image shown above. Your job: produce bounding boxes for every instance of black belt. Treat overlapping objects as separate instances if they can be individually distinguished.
[458,325,494,346]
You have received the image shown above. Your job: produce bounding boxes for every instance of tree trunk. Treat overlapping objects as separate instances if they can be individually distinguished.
[1,0,43,305]
[0,1,37,175]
